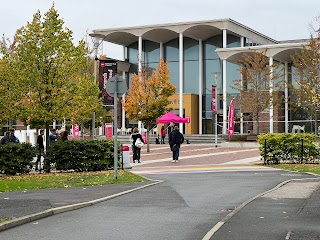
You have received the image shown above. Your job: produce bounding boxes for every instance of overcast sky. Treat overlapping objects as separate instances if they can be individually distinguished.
[1,0,319,59]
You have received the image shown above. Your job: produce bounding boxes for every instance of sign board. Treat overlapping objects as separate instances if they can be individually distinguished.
[99,60,117,107]
[105,76,127,98]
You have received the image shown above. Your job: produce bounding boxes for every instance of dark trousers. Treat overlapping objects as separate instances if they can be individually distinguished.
[172,145,180,160]
[161,136,165,144]
[133,146,141,161]
[36,149,43,170]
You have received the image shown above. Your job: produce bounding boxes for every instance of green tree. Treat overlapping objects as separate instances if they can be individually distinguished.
[233,50,282,134]
[0,36,19,127]
[123,59,176,152]
[1,5,101,147]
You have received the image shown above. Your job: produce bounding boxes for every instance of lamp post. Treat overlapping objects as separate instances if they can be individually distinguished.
[212,72,221,147]
[92,37,102,139]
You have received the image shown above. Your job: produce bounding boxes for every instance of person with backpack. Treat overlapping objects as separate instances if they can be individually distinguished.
[169,126,184,162]
[130,127,144,163]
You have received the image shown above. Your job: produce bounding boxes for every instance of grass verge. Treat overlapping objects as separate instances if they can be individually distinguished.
[0,170,148,192]
[270,164,320,175]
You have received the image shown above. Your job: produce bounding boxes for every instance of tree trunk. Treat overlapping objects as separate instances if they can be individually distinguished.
[315,112,318,135]
[45,123,50,150]
[146,124,150,153]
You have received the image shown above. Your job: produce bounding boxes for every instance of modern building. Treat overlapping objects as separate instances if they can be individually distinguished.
[90,18,309,135]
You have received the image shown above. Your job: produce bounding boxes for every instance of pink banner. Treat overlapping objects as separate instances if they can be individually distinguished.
[105,123,113,139]
[227,99,235,137]
[212,85,217,113]
[72,125,80,140]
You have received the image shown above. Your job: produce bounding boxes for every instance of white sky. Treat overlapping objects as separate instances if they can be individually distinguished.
[1,0,319,59]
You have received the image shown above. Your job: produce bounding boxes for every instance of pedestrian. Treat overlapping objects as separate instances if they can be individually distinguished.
[58,130,69,142]
[160,126,166,144]
[9,128,19,143]
[168,121,175,151]
[169,126,184,162]
[36,129,45,171]
[131,127,144,163]
[49,129,59,143]
[1,131,11,144]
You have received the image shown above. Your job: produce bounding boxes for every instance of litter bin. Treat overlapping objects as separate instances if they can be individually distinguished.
[122,146,131,169]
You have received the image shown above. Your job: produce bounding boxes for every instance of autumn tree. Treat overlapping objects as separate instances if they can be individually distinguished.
[291,34,320,133]
[1,5,101,148]
[123,59,176,152]
[233,50,282,134]
[0,36,19,126]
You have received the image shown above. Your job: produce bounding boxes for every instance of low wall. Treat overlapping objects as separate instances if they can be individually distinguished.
[221,141,259,148]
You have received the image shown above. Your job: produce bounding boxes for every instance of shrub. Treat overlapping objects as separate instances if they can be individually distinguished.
[44,139,122,172]
[0,143,36,175]
[258,133,320,164]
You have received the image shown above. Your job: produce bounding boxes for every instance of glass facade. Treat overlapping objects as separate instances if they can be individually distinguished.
[125,33,250,134]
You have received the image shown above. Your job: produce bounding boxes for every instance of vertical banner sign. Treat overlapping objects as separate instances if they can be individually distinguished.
[72,125,80,140]
[99,59,117,107]
[212,85,217,113]
[105,123,113,139]
[228,99,235,137]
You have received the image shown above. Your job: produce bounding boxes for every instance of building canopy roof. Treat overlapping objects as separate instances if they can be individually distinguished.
[90,18,277,46]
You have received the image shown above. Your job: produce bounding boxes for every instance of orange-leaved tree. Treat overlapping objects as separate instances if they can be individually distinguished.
[123,59,176,152]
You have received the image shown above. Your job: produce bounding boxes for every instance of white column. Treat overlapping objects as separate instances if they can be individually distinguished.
[138,36,143,72]
[138,36,143,130]
[198,39,203,134]
[240,36,245,48]
[269,56,274,133]
[122,46,126,129]
[160,42,163,60]
[240,65,244,134]
[240,37,244,134]
[222,29,227,135]
[179,33,184,133]
[284,62,289,133]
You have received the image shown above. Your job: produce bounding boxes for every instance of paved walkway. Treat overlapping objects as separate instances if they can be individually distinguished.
[1,143,320,239]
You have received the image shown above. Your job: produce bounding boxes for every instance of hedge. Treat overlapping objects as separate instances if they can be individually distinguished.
[44,139,122,172]
[258,133,320,164]
[0,143,36,175]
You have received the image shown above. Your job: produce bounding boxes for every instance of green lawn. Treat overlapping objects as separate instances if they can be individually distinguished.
[0,170,148,192]
[270,164,320,175]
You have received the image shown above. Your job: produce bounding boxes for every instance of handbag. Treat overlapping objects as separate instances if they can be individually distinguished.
[135,138,144,148]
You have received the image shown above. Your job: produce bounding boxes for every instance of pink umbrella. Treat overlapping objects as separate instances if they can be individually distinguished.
[156,112,189,123]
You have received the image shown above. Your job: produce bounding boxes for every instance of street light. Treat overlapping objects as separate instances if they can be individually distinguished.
[92,37,102,139]
[212,72,221,147]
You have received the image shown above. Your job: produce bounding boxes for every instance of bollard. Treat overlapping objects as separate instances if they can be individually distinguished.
[301,138,304,163]
[122,146,132,169]
[264,139,267,165]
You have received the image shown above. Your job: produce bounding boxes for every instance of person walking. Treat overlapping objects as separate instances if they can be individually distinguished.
[36,129,45,171]
[169,126,184,162]
[160,126,166,144]
[131,127,144,163]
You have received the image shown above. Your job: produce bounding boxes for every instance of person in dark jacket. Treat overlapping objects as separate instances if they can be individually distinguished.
[131,127,144,163]
[168,121,175,150]
[36,129,45,171]
[1,131,11,144]
[9,128,19,143]
[169,126,184,162]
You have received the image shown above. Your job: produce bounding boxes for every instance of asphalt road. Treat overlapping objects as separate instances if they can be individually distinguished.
[0,170,313,240]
